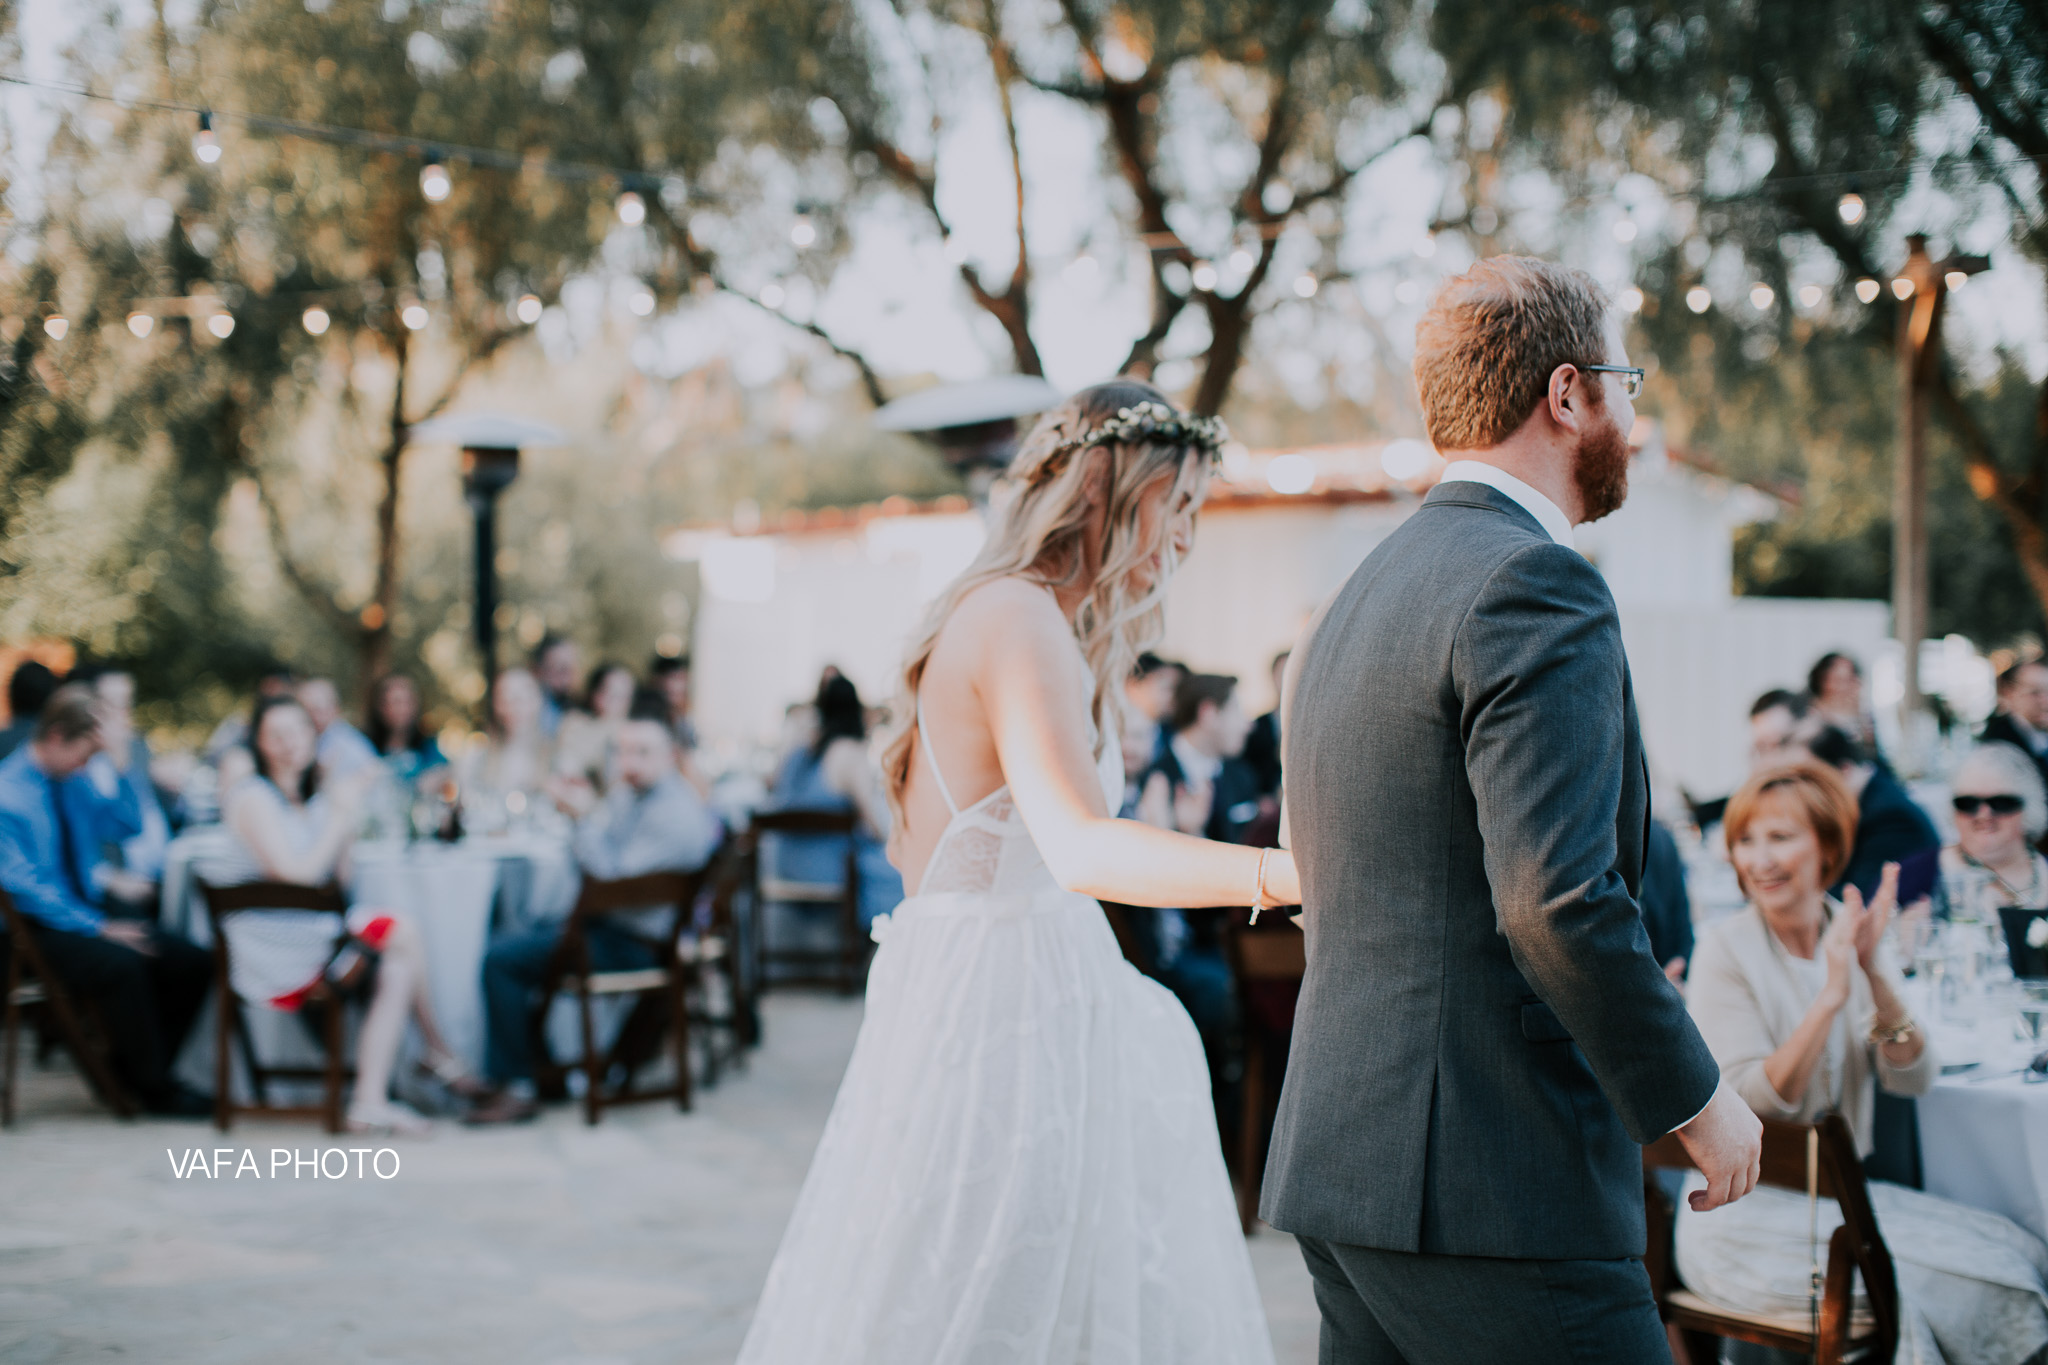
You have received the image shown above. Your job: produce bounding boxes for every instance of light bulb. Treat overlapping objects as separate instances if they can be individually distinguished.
[617,190,646,225]
[401,303,430,330]
[192,111,221,165]
[1749,283,1774,310]
[515,294,543,324]
[759,282,786,309]
[1619,287,1644,313]
[1293,273,1319,299]
[1229,248,1254,273]
[302,306,331,335]
[1191,262,1218,291]
[628,287,656,316]
[1837,193,1865,225]
[1797,284,1824,308]
[1944,270,1968,292]
[1891,277,1915,300]
[1612,220,1638,243]
[43,316,68,340]
[207,312,235,338]
[1685,286,1712,314]
[790,215,816,247]
[420,159,451,203]
[1414,235,1437,259]
[1854,278,1881,303]
[127,313,154,338]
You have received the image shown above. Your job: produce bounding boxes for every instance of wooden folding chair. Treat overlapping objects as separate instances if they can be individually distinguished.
[689,844,757,1086]
[1,888,138,1125]
[747,809,867,995]
[197,880,354,1134]
[1643,1112,1899,1365]
[533,869,705,1126]
[1223,910,1305,1233]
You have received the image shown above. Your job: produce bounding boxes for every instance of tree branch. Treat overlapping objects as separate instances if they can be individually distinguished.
[1916,17,2048,168]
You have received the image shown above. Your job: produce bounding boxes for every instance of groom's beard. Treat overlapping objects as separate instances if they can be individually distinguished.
[1572,413,1631,523]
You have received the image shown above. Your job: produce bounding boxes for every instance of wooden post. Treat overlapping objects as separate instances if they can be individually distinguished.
[1893,236,1945,768]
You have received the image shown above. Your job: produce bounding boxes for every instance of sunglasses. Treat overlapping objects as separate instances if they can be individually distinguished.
[1954,794,2025,816]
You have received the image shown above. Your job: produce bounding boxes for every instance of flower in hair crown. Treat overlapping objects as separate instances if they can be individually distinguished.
[1077,401,1230,460]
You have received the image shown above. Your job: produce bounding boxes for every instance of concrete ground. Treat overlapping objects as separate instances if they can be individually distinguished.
[0,993,1318,1364]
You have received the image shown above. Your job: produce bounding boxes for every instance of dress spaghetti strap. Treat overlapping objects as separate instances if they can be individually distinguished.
[915,694,960,817]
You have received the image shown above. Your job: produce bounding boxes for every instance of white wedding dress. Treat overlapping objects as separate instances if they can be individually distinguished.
[736,701,1275,1364]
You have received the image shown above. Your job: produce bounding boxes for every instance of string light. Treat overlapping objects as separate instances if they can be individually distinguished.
[616,189,645,225]
[1855,277,1882,302]
[207,312,235,338]
[301,306,330,334]
[1798,284,1824,308]
[789,213,816,247]
[419,154,451,203]
[1749,283,1774,309]
[42,316,67,339]
[759,281,786,308]
[1612,219,1638,242]
[1837,193,1865,225]
[1619,286,1644,313]
[1229,247,1255,272]
[192,110,221,164]
[1685,286,1712,313]
[515,294,543,324]
[1191,262,1218,291]
[1292,272,1319,298]
[126,312,154,337]
[627,286,656,316]
[1944,270,1968,291]
[1891,276,1915,299]
[1414,235,1437,259]
[401,302,430,329]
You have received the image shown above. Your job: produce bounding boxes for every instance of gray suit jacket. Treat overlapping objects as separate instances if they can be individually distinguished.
[1260,482,1720,1260]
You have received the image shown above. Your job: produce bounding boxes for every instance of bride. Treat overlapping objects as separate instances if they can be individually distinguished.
[737,379,1302,1363]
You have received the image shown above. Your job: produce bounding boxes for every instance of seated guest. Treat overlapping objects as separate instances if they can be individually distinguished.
[1640,818,1694,983]
[76,668,170,916]
[1136,672,1261,845]
[457,668,555,808]
[1900,744,2048,959]
[364,673,446,788]
[203,664,296,765]
[1691,690,1816,831]
[763,675,904,932]
[649,654,698,753]
[0,686,211,1115]
[1123,653,1185,768]
[469,700,722,1125]
[1677,761,2048,1363]
[1983,659,2048,796]
[1800,724,1938,899]
[1240,650,1288,804]
[0,660,61,762]
[531,635,582,740]
[1808,650,1879,754]
[553,661,637,793]
[216,695,481,1135]
[297,677,379,781]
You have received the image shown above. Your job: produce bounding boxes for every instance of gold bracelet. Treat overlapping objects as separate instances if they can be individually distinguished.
[1869,1018,1916,1047]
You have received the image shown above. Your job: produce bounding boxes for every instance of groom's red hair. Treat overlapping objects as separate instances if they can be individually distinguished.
[1413,256,1611,452]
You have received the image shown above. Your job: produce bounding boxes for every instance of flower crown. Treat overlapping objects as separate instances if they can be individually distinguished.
[1026,401,1230,486]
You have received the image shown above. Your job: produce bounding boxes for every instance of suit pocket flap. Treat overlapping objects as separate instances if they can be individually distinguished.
[1520,1000,1573,1043]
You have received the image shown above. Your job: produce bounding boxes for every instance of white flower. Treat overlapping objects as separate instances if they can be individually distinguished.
[2025,917,2047,949]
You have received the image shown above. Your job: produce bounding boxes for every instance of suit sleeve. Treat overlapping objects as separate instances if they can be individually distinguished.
[1453,542,1720,1142]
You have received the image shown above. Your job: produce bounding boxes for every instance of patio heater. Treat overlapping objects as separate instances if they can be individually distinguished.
[872,375,1063,499]
[406,413,568,683]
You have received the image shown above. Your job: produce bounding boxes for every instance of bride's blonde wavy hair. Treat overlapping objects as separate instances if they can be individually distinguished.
[881,378,1221,823]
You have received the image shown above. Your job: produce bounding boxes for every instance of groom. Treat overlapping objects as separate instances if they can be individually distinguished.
[1266,256,1763,1362]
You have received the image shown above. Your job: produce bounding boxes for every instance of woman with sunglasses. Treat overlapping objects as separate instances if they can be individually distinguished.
[1928,742,2048,925]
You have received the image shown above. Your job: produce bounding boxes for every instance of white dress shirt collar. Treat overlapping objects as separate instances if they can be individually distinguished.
[1169,733,1224,789]
[1438,460,1575,548]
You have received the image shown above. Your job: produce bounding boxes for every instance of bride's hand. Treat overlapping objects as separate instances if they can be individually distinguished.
[1259,849,1301,908]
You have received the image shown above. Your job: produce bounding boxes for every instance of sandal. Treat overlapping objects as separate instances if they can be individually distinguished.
[346,1102,433,1138]
[418,1051,495,1102]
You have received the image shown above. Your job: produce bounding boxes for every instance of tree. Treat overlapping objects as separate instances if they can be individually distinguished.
[1433,0,2048,639]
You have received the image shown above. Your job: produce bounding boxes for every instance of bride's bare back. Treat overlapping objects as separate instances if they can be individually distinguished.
[892,575,1299,910]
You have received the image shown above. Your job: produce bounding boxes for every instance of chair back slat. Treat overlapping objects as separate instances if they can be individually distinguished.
[749,808,858,836]
[198,880,347,916]
[569,870,700,919]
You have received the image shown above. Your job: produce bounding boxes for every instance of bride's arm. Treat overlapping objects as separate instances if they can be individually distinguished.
[974,590,1299,909]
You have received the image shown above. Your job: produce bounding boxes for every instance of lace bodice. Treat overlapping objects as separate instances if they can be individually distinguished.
[914,697,1123,898]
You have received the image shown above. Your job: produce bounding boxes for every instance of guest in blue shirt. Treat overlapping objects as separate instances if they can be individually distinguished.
[764,674,904,932]
[297,677,380,781]
[0,686,210,1115]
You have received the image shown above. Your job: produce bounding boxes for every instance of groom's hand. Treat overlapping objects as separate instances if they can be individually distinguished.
[1674,1082,1762,1212]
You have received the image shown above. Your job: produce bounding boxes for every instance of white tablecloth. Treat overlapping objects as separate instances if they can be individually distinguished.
[1916,1004,2048,1243]
[161,830,578,1089]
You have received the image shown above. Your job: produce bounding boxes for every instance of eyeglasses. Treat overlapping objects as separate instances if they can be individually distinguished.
[1586,365,1645,398]
[1954,794,2025,816]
